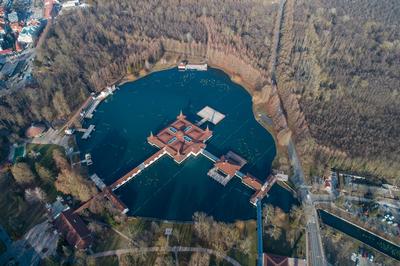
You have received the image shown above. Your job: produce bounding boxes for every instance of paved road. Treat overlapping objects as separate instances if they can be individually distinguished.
[256,200,263,266]
[305,206,326,266]
[91,246,241,266]
[288,138,327,266]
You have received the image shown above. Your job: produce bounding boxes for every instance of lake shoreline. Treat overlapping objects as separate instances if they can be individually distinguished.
[78,67,292,222]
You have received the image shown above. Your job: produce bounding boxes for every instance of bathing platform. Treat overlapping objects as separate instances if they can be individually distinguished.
[207,167,234,186]
[197,106,225,126]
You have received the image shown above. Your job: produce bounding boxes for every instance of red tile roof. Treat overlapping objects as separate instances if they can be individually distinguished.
[242,174,262,190]
[25,124,46,138]
[147,112,212,163]
[263,253,306,266]
[44,0,54,19]
[54,209,92,249]
[104,188,129,213]
[215,160,241,176]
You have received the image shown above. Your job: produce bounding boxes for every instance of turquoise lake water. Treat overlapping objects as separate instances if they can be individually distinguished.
[77,68,296,222]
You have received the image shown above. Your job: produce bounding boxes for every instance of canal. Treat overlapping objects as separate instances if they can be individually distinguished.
[77,67,297,222]
[319,209,400,261]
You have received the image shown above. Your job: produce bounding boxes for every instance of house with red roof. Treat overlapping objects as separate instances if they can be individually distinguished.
[54,209,92,249]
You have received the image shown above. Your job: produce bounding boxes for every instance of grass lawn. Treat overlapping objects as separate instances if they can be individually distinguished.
[0,239,6,255]
[26,144,64,172]
[25,144,65,202]
[92,228,131,253]
[116,218,258,264]
[93,256,119,266]
[229,220,258,266]
[0,172,46,239]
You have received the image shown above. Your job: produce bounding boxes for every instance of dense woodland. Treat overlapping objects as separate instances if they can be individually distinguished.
[277,0,400,180]
[0,0,276,134]
[0,0,398,180]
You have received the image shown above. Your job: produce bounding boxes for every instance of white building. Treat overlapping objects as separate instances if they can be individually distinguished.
[18,25,42,43]
[8,11,18,23]
[62,0,80,9]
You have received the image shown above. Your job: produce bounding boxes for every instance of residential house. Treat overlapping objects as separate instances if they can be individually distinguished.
[8,11,18,23]
[54,209,93,249]
[263,254,307,266]
[18,24,42,43]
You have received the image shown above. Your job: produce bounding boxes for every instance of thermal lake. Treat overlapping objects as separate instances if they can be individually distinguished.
[77,68,296,222]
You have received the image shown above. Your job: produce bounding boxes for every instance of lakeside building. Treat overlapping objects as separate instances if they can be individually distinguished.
[263,253,306,266]
[103,187,129,214]
[46,196,70,220]
[178,62,207,71]
[54,209,92,249]
[62,0,80,9]
[148,111,213,164]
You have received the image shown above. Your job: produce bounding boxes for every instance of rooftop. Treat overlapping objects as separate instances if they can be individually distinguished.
[148,111,212,163]
[214,151,247,177]
[263,253,307,266]
[197,106,225,125]
[242,174,262,191]
[54,209,92,249]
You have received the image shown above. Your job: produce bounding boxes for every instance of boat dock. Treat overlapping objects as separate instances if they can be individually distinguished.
[178,62,208,71]
[81,125,95,139]
[90,174,106,191]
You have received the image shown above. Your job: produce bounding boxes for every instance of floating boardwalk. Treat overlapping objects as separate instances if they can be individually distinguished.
[111,149,167,190]
[200,149,219,162]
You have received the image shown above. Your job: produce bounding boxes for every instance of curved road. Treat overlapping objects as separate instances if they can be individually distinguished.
[90,246,241,266]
